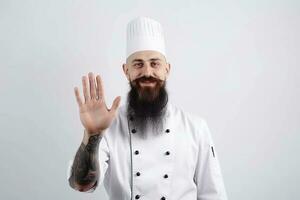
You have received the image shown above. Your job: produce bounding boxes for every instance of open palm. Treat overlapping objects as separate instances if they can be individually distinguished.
[74,72,121,135]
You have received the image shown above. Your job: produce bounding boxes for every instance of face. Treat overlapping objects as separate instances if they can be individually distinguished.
[123,50,171,102]
[122,50,171,136]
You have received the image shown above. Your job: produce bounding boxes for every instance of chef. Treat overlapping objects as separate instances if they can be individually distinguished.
[67,16,228,200]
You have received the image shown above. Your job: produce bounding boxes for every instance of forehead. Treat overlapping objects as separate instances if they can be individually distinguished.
[126,50,165,63]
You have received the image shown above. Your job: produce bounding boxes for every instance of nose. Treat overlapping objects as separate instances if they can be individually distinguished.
[142,62,152,77]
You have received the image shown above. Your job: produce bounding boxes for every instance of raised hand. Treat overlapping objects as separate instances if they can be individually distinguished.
[74,72,121,136]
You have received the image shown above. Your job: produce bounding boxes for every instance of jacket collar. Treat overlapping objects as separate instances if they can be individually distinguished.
[119,101,172,119]
[119,101,173,135]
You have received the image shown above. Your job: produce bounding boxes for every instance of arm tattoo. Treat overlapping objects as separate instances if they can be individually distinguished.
[69,134,102,191]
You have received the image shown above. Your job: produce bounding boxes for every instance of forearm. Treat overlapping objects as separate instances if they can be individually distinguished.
[68,130,103,192]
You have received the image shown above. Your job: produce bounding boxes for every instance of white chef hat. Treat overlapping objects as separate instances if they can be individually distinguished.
[126,16,166,59]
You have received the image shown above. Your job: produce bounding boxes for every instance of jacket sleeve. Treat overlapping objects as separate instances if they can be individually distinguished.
[67,134,110,192]
[193,118,228,200]
[97,134,110,186]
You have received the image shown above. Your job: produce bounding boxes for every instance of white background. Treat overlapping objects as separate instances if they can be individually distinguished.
[0,0,299,199]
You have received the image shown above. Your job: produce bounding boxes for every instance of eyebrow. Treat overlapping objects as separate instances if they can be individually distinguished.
[131,58,162,63]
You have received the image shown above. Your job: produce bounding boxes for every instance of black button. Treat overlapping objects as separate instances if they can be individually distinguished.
[131,129,137,133]
[161,197,166,200]
[129,115,134,121]
[135,150,139,155]
[135,194,140,199]
[164,174,168,178]
[165,129,170,133]
[136,172,141,176]
[165,151,170,155]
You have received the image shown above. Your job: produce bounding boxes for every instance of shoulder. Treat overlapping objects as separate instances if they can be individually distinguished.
[116,103,128,118]
[170,103,212,142]
[170,103,206,129]
[109,103,127,123]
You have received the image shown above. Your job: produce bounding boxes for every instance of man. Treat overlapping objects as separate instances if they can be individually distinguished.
[68,16,228,200]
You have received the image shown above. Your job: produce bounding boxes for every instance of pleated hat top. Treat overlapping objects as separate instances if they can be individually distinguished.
[126,16,166,59]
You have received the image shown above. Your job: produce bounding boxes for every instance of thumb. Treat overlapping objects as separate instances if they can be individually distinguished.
[110,96,121,113]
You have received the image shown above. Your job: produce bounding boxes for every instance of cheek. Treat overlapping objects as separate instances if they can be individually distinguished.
[156,69,167,79]
[128,70,140,81]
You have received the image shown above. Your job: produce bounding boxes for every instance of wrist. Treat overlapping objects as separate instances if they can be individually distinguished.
[83,129,103,145]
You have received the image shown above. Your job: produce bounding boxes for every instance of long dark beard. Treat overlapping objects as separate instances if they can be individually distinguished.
[126,76,168,137]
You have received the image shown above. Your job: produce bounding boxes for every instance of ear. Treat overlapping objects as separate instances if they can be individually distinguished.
[122,63,130,80]
[166,63,171,76]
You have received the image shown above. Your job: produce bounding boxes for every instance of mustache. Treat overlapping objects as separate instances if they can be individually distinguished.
[133,76,164,83]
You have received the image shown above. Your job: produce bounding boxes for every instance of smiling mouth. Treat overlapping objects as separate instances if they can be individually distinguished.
[139,80,156,86]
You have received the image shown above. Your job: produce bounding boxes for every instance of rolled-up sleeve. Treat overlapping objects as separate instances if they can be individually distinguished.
[194,119,228,200]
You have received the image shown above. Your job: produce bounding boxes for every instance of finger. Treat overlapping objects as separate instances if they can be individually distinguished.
[74,87,83,106]
[96,81,99,99]
[110,96,121,113]
[96,75,104,101]
[82,76,90,102]
[88,72,96,99]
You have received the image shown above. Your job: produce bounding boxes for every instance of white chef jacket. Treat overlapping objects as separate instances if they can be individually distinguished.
[67,102,228,200]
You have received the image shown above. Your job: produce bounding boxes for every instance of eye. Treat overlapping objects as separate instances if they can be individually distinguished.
[134,63,143,68]
[151,62,160,67]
